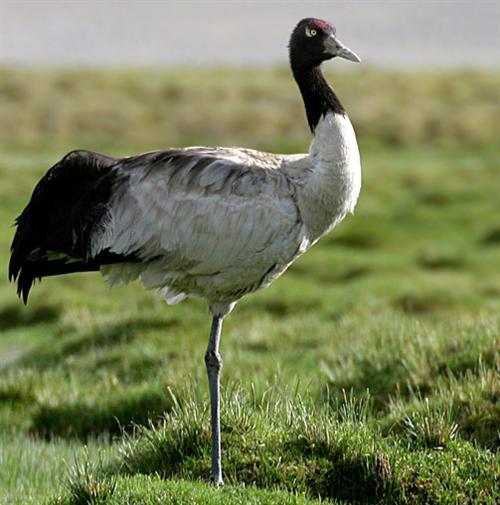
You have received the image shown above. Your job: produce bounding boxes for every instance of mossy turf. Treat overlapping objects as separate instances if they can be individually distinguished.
[0,68,498,504]
[58,475,327,505]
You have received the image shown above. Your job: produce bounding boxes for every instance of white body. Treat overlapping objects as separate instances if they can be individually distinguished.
[97,112,361,315]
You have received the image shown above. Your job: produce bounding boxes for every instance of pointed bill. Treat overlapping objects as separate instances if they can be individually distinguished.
[324,34,361,63]
[337,43,361,63]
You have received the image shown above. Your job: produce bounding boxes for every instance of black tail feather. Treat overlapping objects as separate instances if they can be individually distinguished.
[13,252,136,304]
[15,259,100,304]
[9,149,137,303]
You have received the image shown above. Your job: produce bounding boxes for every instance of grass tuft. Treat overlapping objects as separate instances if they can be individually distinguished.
[64,450,116,505]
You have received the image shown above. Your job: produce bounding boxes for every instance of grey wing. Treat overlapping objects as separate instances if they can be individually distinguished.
[94,147,304,278]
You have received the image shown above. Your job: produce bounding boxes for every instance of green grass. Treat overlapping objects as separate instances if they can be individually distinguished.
[0,67,498,152]
[0,67,499,504]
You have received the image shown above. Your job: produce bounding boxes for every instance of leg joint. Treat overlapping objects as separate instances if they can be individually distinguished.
[205,350,223,371]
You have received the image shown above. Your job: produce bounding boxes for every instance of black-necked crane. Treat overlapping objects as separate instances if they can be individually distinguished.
[9,18,361,484]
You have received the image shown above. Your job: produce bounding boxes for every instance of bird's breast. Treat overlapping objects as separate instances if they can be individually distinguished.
[296,112,362,241]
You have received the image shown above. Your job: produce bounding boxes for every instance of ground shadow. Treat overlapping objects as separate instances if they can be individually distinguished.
[239,297,321,318]
[12,316,179,371]
[31,385,174,440]
[481,226,500,245]
[0,303,60,331]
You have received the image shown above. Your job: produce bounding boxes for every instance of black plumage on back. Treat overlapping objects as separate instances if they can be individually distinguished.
[9,149,134,303]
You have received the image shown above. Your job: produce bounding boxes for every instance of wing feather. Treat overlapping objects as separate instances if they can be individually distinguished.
[96,148,303,286]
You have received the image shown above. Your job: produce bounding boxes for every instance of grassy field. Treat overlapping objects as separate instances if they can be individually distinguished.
[0,68,498,504]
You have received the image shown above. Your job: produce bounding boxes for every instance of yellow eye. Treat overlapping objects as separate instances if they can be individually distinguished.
[310,29,317,36]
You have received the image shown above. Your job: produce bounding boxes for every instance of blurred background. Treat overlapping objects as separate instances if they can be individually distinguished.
[0,2,499,504]
[0,0,499,149]
[1,1,499,67]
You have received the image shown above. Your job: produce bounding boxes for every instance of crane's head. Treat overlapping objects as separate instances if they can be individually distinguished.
[289,18,361,70]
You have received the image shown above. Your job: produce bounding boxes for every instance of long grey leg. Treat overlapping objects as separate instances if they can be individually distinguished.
[205,315,224,485]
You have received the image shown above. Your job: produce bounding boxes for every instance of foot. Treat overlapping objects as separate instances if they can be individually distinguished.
[207,474,224,486]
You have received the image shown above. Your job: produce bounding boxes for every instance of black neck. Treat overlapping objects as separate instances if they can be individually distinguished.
[292,64,345,133]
